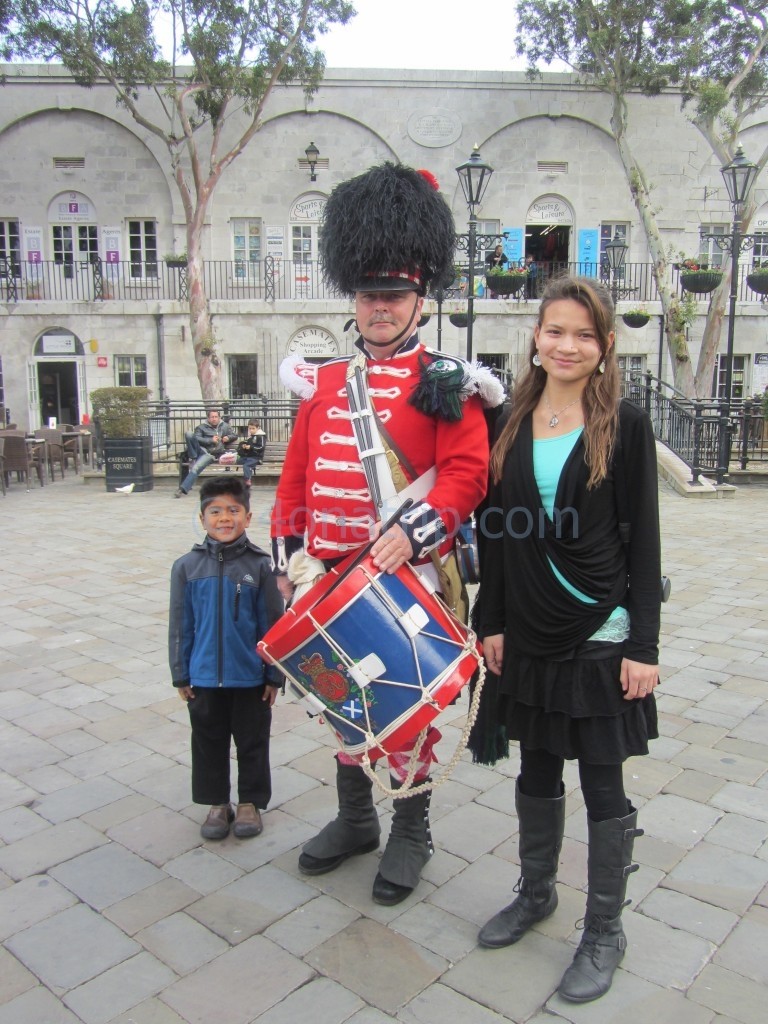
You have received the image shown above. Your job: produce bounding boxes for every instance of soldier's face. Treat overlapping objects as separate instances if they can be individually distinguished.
[355,290,423,356]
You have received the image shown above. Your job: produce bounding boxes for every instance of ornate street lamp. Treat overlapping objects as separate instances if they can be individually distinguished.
[701,144,759,482]
[604,230,628,303]
[305,142,320,182]
[455,146,494,361]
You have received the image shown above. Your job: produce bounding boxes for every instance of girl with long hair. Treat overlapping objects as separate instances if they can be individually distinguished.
[478,276,661,1003]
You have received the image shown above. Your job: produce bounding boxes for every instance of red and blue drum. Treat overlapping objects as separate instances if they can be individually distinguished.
[258,553,481,761]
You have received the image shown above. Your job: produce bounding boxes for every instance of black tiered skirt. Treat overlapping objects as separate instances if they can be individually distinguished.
[499,641,658,764]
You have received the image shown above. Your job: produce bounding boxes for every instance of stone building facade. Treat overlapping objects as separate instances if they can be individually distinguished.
[1,64,767,428]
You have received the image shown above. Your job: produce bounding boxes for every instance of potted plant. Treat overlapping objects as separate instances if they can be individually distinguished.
[448,307,475,328]
[164,252,188,269]
[677,256,723,294]
[90,386,154,492]
[485,265,528,296]
[746,262,768,295]
[622,303,651,328]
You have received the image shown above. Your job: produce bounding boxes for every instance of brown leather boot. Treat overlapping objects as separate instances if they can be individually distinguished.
[200,804,234,840]
[234,803,263,838]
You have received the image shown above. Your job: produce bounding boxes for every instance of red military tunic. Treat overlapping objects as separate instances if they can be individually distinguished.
[271,341,491,566]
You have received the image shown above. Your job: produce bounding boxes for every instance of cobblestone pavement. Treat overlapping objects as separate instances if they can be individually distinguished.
[0,474,766,1024]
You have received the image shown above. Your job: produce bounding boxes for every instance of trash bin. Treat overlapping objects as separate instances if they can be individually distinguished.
[103,436,154,492]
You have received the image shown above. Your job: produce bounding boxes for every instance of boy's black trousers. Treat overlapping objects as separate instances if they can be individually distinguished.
[187,687,272,807]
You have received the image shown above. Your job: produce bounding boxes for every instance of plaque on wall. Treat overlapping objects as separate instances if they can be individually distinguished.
[407,110,462,149]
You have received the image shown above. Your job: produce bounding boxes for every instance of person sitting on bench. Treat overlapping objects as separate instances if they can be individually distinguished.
[174,408,237,498]
[236,419,267,487]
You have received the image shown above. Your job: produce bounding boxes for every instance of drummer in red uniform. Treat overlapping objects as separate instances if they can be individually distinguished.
[271,162,504,906]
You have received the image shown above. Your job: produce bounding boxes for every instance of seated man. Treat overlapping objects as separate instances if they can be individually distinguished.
[174,408,237,498]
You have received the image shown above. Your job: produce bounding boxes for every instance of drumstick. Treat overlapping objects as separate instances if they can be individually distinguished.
[324,497,414,598]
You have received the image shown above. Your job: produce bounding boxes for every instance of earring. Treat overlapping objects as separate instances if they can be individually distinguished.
[598,360,606,374]
[532,352,542,367]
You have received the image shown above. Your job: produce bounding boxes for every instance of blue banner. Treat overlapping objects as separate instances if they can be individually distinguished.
[503,227,524,266]
[578,229,600,277]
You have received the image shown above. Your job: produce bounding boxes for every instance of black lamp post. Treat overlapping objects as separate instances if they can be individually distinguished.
[604,230,628,304]
[719,145,759,407]
[305,142,320,182]
[455,146,494,361]
[701,144,759,483]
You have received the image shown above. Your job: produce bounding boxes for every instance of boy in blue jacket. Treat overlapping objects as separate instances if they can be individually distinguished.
[169,478,283,839]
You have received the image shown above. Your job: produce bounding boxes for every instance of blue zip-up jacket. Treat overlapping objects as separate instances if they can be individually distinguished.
[169,532,283,688]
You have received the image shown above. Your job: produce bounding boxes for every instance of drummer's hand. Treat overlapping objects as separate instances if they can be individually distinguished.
[482,634,504,676]
[275,574,294,603]
[371,522,414,574]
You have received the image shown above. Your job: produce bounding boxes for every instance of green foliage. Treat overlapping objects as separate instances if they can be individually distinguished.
[486,265,527,277]
[90,386,151,437]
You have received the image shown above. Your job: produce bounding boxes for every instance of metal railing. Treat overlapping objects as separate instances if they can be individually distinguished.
[4,256,768,305]
[92,397,300,466]
[621,371,768,484]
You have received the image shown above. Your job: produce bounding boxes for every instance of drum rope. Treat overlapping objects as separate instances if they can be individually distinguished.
[359,641,487,799]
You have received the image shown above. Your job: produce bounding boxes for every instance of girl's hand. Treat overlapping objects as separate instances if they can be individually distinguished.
[483,634,504,676]
[620,658,659,701]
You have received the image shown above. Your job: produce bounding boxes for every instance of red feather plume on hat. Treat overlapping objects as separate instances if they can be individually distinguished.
[417,169,440,191]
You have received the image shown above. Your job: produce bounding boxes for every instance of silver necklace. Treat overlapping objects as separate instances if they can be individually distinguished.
[543,392,581,428]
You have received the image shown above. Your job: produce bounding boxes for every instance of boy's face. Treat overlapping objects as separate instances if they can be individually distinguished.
[248,424,258,435]
[200,494,251,544]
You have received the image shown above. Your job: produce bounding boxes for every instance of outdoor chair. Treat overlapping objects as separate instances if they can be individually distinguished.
[59,423,85,471]
[1,434,45,489]
[36,427,67,479]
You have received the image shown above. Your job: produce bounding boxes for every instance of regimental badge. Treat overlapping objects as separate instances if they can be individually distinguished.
[298,652,349,703]
[297,652,376,719]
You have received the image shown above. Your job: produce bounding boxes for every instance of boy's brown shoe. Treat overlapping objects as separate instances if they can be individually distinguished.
[200,804,234,840]
[233,803,263,838]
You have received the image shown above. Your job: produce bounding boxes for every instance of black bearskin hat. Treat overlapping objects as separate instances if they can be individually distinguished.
[320,163,456,296]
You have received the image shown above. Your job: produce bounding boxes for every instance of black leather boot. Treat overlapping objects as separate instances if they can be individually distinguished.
[298,759,381,875]
[558,805,643,1003]
[372,778,433,906]
[478,780,565,948]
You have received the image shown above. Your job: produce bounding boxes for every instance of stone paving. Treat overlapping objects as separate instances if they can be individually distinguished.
[0,473,766,1024]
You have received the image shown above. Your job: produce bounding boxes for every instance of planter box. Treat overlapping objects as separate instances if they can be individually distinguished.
[104,436,154,492]
[746,273,768,296]
[165,259,187,269]
[680,270,723,294]
[622,313,650,328]
[486,275,527,296]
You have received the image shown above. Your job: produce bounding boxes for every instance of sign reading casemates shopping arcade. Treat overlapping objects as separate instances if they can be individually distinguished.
[287,327,339,359]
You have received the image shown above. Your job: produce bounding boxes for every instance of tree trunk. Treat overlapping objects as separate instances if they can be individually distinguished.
[694,273,728,397]
[610,94,696,396]
[187,253,223,402]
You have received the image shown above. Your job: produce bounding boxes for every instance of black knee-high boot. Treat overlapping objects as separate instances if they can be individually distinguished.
[372,778,433,906]
[298,759,380,875]
[479,779,565,948]
[558,805,643,1003]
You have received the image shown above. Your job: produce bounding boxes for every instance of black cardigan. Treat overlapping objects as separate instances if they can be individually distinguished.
[480,400,660,664]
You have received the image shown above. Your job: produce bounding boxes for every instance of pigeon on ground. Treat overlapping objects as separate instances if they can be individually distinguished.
[114,482,135,494]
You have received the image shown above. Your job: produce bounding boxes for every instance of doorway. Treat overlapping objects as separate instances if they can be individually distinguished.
[526,224,571,265]
[38,361,79,425]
